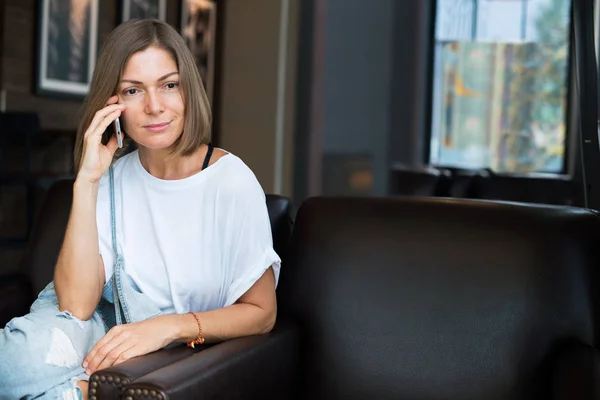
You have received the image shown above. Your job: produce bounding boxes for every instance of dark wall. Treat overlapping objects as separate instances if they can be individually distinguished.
[321,0,394,196]
[1,0,180,131]
[293,0,435,200]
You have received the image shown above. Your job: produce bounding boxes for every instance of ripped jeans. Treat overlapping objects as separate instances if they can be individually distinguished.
[0,167,164,399]
[0,282,107,400]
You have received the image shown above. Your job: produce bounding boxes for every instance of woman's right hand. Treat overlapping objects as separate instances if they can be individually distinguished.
[77,95,126,184]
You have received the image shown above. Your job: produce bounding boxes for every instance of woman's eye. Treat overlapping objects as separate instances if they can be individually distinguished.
[165,82,179,89]
[124,88,138,95]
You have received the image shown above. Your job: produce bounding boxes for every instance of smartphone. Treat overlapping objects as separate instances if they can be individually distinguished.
[113,117,123,149]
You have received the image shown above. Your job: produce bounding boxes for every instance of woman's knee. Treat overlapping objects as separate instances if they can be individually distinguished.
[0,309,105,398]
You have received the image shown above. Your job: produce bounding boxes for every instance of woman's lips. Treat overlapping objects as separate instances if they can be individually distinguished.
[144,121,171,132]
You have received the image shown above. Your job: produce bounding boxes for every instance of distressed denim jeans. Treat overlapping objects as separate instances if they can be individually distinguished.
[0,268,163,400]
[0,282,107,399]
[0,166,162,399]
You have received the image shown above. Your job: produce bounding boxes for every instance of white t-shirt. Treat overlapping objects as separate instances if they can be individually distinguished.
[95,149,281,315]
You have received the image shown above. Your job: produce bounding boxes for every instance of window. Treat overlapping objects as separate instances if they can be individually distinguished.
[429,0,571,173]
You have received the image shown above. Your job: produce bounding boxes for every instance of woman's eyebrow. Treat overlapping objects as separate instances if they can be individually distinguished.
[120,72,179,85]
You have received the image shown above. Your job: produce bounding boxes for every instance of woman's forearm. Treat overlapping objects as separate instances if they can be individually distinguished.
[163,303,277,345]
[53,179,105,320]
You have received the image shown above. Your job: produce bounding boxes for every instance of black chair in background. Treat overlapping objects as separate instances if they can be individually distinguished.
[469,172,576,206]
[389,163,451,197]
[438,166,491,198]
[0,112,42,250]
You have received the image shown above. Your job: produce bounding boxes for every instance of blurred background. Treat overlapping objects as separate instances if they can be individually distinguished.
[0,0,589,275]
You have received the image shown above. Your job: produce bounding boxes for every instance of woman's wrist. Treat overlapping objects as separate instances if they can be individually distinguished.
[186,312,205,347]
[161,314,201,344]
[73,176,100,195]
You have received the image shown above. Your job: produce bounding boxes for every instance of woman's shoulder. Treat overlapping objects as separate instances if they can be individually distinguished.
[207,146,229,166]
[211,149,265,196]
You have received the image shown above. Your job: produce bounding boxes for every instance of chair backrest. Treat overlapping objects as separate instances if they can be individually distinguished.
[278,196,600,399]
[265,194,294,258]
[21,179,73,295]
[470,174,575,206]
[389,164,450,197]
[22,179,294,296]
[443,167,490,198]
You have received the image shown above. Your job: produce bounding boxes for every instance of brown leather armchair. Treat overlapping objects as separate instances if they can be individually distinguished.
[275,197,600,399]
[0,178,297,399]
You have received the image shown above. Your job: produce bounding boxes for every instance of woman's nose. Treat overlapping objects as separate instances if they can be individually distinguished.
[145,91,164,114]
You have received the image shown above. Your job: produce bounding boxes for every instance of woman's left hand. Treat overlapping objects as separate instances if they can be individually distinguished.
[83,316,175,375]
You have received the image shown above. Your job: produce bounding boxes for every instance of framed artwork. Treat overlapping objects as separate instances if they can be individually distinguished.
[120,0,167,22]
[36,0,99,98]
[180,0,218,105]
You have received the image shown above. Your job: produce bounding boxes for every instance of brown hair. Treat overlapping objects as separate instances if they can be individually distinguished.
[73,19,211,172]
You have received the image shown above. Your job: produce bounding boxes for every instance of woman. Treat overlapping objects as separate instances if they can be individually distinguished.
[0,19,280,399]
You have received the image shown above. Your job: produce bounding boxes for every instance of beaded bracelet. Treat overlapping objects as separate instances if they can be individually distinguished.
[187,311,205,348]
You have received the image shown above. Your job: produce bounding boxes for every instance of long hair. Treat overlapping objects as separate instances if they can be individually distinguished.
[73,19,211,172]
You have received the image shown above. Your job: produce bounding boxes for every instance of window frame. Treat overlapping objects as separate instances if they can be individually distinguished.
[424,0,576,178]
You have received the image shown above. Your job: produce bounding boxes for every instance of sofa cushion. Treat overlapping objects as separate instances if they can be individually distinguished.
[279,196,600,399]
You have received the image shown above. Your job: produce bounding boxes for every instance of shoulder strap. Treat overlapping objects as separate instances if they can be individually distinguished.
[108,166,119,257]
[202,143,214,171]
[108,166,127,325]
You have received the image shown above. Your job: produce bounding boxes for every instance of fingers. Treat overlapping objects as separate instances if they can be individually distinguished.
[114,346,139,366]
[83,327,124,373]
[84,341,120,374]
[85,106,125,143]
[105,131,122,155]
[87,102,124,134]
[94,341,135,373]
[84,327,116,366]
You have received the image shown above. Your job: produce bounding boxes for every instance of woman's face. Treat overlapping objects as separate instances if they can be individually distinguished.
[118,46,185,151]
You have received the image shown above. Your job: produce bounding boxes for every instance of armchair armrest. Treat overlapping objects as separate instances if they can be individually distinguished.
[122,320,300,400]
[0,273,32,326]
[551,339,600,400]
[89,345,203,399]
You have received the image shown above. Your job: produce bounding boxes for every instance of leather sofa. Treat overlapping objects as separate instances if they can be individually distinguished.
[104,196,600,399]
[2,181,599,399]
[277,196,600,399]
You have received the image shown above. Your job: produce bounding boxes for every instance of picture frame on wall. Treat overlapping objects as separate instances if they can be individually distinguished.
[180,0,218,105]
[36,0,99,98]
[120,0,167,22]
